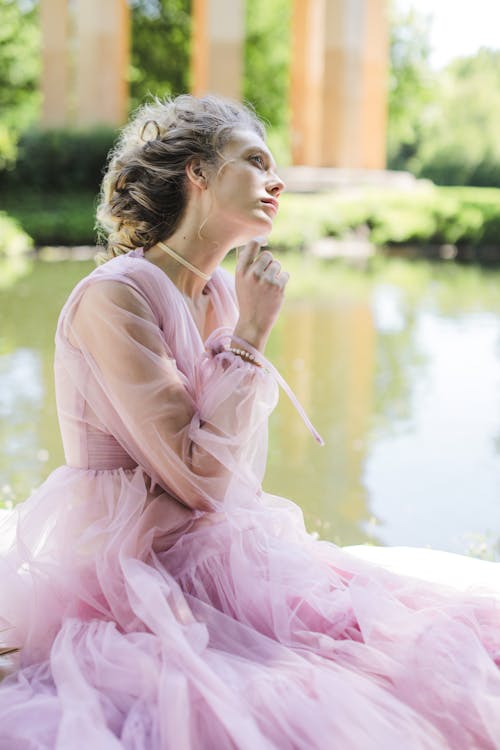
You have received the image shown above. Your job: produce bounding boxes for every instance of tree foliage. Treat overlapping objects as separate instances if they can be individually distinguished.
[386,2,435,170]
[0,0,40,166]
[128,0,191,112]
[243,0,291,129]
[415,49,500,186]
[387,4,500,186]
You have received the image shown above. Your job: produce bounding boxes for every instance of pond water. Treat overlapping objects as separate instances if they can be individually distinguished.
[1,256,499,558]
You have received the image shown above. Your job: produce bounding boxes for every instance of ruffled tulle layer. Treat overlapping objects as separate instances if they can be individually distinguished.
[1,467,500,749]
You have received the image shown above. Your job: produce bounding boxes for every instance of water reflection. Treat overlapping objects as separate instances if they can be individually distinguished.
[0,260,93,501]
[363,311,500,555]
[0,350,44,497]
[1,258,499,558]
[265,299,378,547]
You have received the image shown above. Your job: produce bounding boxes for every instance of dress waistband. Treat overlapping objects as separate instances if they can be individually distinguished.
[85,428,137,470]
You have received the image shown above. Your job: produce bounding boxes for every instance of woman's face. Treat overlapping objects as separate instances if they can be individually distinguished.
[207,128,285,244]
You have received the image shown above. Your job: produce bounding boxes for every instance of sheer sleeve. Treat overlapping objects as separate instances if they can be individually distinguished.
[63,278,279,513]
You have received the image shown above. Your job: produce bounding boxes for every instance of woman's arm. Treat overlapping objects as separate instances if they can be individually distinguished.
[66,279,278,512]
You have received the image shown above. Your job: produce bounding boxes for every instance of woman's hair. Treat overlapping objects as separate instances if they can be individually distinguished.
[95,94,265,264]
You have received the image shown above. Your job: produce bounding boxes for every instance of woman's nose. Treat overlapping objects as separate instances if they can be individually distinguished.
[267,171,285,197]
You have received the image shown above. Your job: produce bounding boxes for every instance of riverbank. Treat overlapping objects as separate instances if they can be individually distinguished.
[2,184,500,266]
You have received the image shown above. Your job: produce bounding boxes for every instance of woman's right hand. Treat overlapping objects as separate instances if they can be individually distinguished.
[232,239,290,353]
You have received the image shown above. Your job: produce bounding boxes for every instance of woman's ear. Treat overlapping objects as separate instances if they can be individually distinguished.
[186,158,207,190]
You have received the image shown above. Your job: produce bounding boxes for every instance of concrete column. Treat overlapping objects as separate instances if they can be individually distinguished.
[290,0,388,168]
[289,0,326,166]
[322,0,388,168]
[361,0,389,169]
[74,0,130,126]
[40,0,70,126]
[191,0,245,99]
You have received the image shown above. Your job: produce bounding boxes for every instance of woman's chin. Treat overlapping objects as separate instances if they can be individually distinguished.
[238,219,273,246]
[236,232,270,248]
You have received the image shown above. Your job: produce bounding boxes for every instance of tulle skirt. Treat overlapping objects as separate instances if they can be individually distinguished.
[0,465,499,749]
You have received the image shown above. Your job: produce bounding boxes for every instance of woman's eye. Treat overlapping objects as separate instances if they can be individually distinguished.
[250,154,265,168]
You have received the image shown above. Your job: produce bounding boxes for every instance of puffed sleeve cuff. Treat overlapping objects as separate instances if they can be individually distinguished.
[203,327,268,370]
[202,327,325,447]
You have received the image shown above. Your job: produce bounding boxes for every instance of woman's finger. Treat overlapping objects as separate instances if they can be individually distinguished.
[237,240,262,272]
[252,251,274,273]
[265,260,281,277]
[268,271,289,288]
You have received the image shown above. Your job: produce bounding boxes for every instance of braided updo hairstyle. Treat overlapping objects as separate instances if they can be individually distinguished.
[96,94,266,263]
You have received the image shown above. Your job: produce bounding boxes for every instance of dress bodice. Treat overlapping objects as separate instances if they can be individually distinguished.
[53,251,239,471]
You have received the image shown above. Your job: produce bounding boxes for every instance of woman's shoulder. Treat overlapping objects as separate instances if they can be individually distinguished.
[90,249,152,284]
[90,249,170,295]
[59,250,167,327]
[62,249,236,322]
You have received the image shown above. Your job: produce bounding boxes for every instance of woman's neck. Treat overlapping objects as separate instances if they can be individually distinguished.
[146,226,240,302]
[144,242,217,302]
[144,194,251,300]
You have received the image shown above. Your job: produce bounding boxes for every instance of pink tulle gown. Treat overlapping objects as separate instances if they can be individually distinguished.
[1,248,499,750]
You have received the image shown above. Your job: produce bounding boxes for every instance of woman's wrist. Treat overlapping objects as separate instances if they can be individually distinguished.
[231,323,267,354]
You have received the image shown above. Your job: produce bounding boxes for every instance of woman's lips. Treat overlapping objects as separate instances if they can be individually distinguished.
[260,198,279,214]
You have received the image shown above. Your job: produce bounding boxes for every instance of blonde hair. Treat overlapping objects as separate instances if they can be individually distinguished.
[95,94,265,264]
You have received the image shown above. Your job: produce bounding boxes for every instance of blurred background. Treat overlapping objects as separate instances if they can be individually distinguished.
[0,0,499,559]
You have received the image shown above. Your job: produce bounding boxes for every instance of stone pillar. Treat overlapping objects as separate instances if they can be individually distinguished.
[73,0,130,126]
[322,0,388,169]
[191,0,245,99]
[40,0,70,126]
[289,0,326,166]
[290,0,388,168]
[363,0,389,169]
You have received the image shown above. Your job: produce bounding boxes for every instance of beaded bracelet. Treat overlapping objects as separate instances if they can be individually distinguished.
[226,346,263,368]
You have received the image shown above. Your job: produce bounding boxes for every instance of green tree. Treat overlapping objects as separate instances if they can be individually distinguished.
[128,0,191,112]
[387,2,435,170]
[243,0,291,129]
[0,0,40,166]
[416,49,500,186]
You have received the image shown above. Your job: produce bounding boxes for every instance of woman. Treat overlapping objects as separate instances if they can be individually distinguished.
[0,94,499,749]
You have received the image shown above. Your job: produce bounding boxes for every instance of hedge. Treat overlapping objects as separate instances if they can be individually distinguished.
[0,127,117,191]
[1,183,500,257]
[270,185,500,253]
[0,190,98,246]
